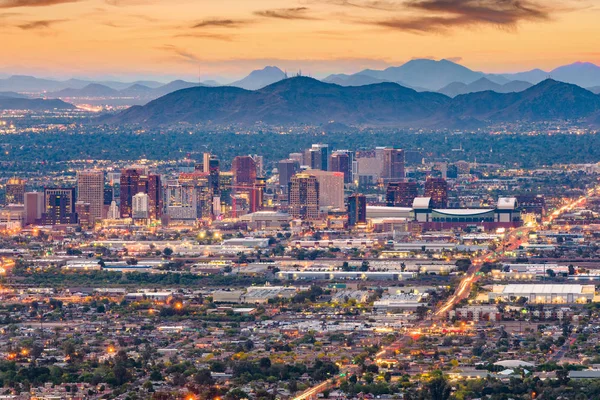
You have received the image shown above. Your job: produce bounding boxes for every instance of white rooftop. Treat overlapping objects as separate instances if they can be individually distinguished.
[499,284,593,294]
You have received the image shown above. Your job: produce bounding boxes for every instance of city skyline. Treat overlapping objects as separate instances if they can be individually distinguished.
[0,0,599,80]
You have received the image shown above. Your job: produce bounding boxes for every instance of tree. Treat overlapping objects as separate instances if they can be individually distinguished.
[556,368,570,385]
[259,357,272,369]
[416,305,429,320]
[426,376,451,400]
[455,259,471,273]
[227,389,249,400]
[359,261,369,272]
[194,369,214,386]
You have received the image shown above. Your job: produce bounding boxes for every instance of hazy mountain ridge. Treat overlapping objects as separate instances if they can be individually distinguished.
[0,97,76,111]
[438,78,533,97]
[105,77,600,128]
[329,60,600,91]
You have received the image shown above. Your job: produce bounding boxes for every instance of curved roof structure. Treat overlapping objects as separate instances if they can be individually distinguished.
[494,360,535,368]
[412,197,431,209]
[497,197,518,210]
[432,209,493,216]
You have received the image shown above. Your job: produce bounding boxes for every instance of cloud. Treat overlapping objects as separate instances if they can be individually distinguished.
[316,0,402,11]
[174,32,235,41]
[0,0,78,7]
[254,7,319,20]
[158,44,201,64]
[321,0,554,32]
[191,18,250,29]
[17,18,66,29]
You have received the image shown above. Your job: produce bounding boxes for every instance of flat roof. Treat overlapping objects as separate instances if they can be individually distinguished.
[500,284,593,294]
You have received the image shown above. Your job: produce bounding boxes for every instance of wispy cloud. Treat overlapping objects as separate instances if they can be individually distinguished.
[174,32,235,41]
[17,18,67,29]
[158,44,201,64]
[0,0,78,7]
[320,0,556,33]
[191,18,250,29]
[254,7,319,20]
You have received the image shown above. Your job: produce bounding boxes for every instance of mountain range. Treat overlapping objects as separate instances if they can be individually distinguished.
[104,77,600,128]
[3,60,600,103]
[324,59,600,91]
[438,78,533,97]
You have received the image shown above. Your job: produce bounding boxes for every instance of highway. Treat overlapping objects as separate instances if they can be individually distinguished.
[293,186,599,399]
[293,380,332,400]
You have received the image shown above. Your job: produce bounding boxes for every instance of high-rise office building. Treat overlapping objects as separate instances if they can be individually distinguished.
[166,183,197,221]
[5,178,25,205]
[103,187,113,205]
[42,188,77,225]
[75,201,92,228]
[142,174,162,220]
[288,173,320,220]
[208,156,220,195]
[425,177,448,208]
[307,170,345,210]
[232,156,257,186]
[120,167,161,220]
[381,148,405,181]
[289,152,304,166]
[119,167,144,218]
[330,151,352,184]
[77,170,104,224]
[308,144,329,171]
[278,159,300,193]
[24,192,44,225]
[251,155,264,177]
[132,192,149,220]
[348,194,367,227]
[107,201,120,219]
[386,181,419,207]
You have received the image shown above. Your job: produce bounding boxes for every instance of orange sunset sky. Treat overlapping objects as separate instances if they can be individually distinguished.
[1,0,599,81]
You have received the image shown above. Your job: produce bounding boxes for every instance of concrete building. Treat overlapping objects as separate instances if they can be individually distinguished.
[77,170,104,224]
[488,284,595,304]
[386,181,419,207]
[24,191,44,225]
[5,177,25,205]
[278,159,300,193]
[348,193,367,227]
[308,143,329,171]
[239,211,292,229]
[132,192,149,220]
[306,170,344,210]
[424,177,448,208]
[42,187,77,225]
[330,151,353,183]
[289,173,320,220]
[381,148,405,182]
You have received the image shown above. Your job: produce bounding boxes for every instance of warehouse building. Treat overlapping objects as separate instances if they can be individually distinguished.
[488,284,595,304]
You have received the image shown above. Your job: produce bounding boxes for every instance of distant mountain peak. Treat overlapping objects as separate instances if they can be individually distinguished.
[229,66,288,90]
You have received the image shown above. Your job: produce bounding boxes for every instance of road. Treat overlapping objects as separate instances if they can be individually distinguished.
[293,187,598,399]
[434,185,599,319]
[293,380,332,400]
